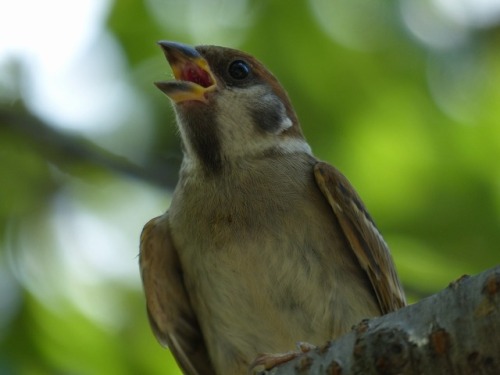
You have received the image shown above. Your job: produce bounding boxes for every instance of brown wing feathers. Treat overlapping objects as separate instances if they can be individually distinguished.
[140,216,216,375]
[314,161,406,314]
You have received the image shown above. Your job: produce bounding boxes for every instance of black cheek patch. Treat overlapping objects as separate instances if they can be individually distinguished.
[251,105,283,133]
[249,94,290,134]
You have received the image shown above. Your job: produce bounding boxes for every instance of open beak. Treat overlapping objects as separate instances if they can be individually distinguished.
[155,41,217,103]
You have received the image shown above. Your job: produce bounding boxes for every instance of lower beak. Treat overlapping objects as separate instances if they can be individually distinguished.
[155,41,216,103]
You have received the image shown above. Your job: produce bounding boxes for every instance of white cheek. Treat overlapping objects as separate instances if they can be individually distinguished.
[279,138,312,155]
[215,97,258,156]
[214,86,312,158]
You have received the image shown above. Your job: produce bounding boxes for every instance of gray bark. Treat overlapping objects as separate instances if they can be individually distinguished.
[261,266,500,375]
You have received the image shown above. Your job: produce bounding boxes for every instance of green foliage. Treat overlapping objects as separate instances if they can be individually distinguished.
[1,0,499,373]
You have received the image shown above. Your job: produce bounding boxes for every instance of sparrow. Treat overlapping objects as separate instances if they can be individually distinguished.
[139,41,406,375]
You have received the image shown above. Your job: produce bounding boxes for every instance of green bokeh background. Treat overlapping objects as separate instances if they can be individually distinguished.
[1,0,499,374]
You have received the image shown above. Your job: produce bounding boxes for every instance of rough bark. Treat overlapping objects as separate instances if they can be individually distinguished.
[261,266,500,375]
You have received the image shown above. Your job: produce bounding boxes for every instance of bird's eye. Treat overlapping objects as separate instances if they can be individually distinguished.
[228,60,250,80]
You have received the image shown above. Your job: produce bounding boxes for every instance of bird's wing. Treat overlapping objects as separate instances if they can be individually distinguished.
[314,161,406,314]
[140,214,215,375]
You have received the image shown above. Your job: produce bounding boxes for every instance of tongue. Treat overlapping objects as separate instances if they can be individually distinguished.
[183,64,213,88]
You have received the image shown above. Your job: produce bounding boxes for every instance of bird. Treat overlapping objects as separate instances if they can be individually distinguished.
[139,41,406,375]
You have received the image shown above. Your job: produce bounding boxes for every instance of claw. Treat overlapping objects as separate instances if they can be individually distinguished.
[248,342,317,374]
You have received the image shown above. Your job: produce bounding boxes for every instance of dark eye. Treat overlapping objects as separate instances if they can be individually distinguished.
[228,60,250,80]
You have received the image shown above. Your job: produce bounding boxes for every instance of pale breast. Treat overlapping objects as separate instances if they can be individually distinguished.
[168,154,380,373]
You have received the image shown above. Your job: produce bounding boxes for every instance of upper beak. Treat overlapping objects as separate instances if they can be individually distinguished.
[155,41,216,103]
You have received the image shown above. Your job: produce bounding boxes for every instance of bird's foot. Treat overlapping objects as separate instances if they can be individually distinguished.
[249,342,316,374]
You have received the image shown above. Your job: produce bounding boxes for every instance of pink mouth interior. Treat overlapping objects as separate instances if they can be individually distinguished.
[181,63,214,88]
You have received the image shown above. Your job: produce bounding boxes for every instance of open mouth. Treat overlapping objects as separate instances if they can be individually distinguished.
[177,62,214,88]
[155,41,216,103]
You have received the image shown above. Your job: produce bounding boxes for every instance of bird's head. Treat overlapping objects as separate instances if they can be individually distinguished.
[155,41,311,174]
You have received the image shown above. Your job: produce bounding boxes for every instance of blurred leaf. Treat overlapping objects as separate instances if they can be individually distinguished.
[106,0,165,66]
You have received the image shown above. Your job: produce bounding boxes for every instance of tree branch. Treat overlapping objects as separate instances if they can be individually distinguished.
[262,266,500,374]
[0,105,178,189]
